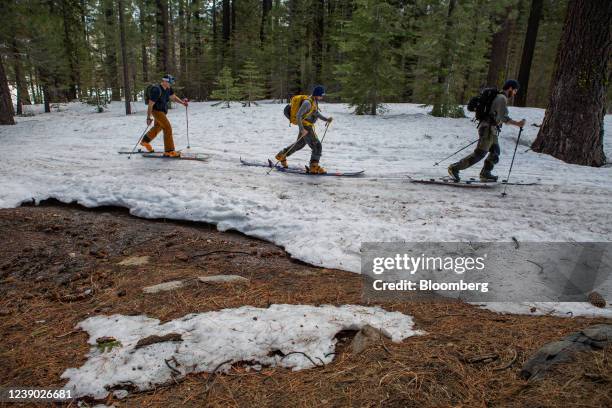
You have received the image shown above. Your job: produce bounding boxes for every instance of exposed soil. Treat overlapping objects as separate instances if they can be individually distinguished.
[0,201,609,407]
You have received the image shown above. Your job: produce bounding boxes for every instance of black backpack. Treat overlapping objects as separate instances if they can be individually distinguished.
[467,88,500,123]
[144,84,161,105]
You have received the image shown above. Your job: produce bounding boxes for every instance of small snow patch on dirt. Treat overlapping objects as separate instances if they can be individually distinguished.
[61,304,423,399]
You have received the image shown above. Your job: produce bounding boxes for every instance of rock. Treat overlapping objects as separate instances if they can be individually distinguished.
[118,256,150,266]
[350,325,389,355]
[197,275,250,284]
[587,291,606,308]
[520,324,612,380]
[143,280,185,294]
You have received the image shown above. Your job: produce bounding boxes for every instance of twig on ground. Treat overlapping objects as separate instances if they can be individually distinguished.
[493,349,518,371]
[280,351,323,368]
[526,259,543,273]
[191,250,252,259]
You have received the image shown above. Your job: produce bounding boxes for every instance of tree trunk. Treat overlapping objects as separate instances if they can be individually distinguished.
[260,0,272,45]
[432,0,456,116]
[104,0,121,101]
[179,0,187,82]
[312,0,324,84]
[515,0,543,107]
[231,0,237,36]
[0,56,15,125]
[156,0,170,75]
[118,0,132,114]
[531,0,610,166]
[11,40,31,115]
[138,0,149,83]
[61,0,79,100]
[486,7,513,88]
[287,0,302,96]
[222,0,230,44]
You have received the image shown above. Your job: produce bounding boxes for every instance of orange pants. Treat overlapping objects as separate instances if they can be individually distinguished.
[143,110,175,152]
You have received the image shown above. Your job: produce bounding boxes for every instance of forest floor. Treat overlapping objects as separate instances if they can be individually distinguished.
[0,202,610,408]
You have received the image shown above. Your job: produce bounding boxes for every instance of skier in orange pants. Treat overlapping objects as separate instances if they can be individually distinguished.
[140,74,188,157]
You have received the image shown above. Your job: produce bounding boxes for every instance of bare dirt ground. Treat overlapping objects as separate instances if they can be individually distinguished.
[0,201,610,407]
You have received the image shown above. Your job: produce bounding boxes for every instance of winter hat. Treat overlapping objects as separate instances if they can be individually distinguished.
[503,79,520,90]
[312,85,326,97]
[162,74,176,84]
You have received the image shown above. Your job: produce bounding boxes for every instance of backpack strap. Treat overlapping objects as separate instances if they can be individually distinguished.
[301,97,317,126]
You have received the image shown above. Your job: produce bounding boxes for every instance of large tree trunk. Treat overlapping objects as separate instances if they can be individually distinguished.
[178,0,187,82]
[103,0,121,101]
[156,0,170,75]
[222,0,230,44]
[486,7,513,88]
[531,0,610,167]
[0,56,15,125]
[515,0,543,107]
[260,0,272,45]
[138,0,149,83]
[118,0,132,114]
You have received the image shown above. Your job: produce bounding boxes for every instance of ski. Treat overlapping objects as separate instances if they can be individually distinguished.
[408,176,538,187]
[117,149,150,154]
[142,152,209,161]
[240,158,365,177]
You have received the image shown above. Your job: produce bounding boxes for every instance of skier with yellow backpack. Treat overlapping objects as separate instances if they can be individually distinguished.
[276,86,333,174]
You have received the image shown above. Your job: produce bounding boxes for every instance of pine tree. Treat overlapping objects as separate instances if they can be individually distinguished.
[238,59,266,106]
[334,0,402,115]
[210,66,241,107]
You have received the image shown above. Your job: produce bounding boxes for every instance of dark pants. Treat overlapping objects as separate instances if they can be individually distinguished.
[453,124,500,175]
[279,126,322,163]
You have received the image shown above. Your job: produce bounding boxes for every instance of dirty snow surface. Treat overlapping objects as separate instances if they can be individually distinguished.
[1,102,611,316]
[61,304,422,399]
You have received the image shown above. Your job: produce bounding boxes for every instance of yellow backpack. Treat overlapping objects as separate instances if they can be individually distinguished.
[285,95,316,125]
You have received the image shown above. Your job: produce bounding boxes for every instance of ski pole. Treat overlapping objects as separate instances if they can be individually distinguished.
[501,127,523,197]
[128,123,151,159]
[185,99,190,149]
[433,139,478,166]
[320,121,331,143]
[266,128,311,175]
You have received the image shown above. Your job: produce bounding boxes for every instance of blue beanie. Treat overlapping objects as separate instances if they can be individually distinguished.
[503,79,519,90]
[312,85,325,97]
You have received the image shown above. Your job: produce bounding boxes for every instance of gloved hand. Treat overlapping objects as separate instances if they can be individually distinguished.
[183,98,189,107]
[146,117,153,126]
[327,117,333,123]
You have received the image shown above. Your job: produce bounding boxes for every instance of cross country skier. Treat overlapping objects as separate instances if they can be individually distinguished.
[448,79,526,182]
[140,74,188,157]
[275,85,333,174]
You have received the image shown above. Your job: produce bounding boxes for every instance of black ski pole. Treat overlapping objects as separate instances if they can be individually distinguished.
[501,127,523,197]
[128,123,151,159]
[320,121,331,143]
[185,100,190,149]
[433,139,478,166]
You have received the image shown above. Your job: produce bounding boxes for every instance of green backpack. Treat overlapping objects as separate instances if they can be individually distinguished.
[144,84,161,105]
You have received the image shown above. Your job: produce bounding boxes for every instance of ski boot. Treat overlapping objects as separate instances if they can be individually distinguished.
[163,150,181,158]
[275,153,288,168]
[480,171,498,182]
[308,162,327,174]
[447,164,460,182]
[140,141,154,153]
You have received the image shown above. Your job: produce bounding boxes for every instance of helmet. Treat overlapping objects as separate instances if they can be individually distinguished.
[503,79,519,90]
[312,85,326,97]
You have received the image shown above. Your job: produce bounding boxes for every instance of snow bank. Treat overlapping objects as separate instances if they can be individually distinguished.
[1,102,611,317]
[61,304,422,399]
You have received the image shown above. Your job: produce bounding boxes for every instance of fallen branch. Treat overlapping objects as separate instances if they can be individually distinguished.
[280,351,323,368]
[191,250,252,259]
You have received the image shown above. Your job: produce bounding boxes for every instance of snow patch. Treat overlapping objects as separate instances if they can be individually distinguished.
[61,304,422,399]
